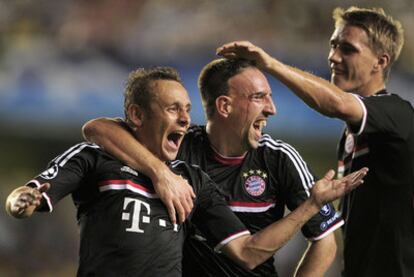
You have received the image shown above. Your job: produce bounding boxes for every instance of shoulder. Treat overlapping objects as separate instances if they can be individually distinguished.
[169,159,201,177]
[257,134,310,167]
[185,125,205,139]
[362,93,414,123]
[52,142,102,163]
[258,134,300,155]
[364,93,412,109]
[181,125,207,150]
[169,159,208,190]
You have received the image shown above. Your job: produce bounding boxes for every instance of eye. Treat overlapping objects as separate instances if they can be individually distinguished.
[249,92,266,101]
[167,105,179,113]
[340,44,355,54]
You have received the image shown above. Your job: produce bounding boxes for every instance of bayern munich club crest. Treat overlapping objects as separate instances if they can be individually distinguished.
[243,169,267,197]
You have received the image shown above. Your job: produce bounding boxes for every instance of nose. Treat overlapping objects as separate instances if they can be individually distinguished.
[264,95,276,116]
[178,109,191,127]
[328,47,341,65]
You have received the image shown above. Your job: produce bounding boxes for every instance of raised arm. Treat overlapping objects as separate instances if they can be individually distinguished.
[221,167,367,270]
[5,183,50,218]
[217,41,364,125]
[82,118,195,224]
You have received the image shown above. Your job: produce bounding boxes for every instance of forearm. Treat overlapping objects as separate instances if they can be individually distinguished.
[294,233,337,277]
[82,118,165,179]
[265,58,347,118]
[223,199,320,270]
[83,118,195,224]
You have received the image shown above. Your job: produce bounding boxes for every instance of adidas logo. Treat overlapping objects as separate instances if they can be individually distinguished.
[120,166,138,177]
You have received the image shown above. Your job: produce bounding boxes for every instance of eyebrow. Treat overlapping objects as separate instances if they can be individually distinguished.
[169,102,192,109]
[250,91,271,97]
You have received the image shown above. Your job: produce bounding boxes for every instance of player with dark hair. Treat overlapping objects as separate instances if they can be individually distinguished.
[216,6,413,277]
[6,66,367,276]
[82,58,350,276]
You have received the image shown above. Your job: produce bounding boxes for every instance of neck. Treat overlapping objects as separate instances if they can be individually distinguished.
[134,130,166,162]
[354,75,386,97]
[206,120,248,157]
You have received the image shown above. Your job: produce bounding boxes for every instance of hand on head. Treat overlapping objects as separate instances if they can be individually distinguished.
[216,41,272,70]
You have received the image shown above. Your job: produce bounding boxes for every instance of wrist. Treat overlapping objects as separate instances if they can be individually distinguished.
[146,159,169,183]
[303,198,321,215]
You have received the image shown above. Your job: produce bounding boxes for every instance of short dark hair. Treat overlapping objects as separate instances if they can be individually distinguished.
[124,67,182,124]
[333,6,404,80]
[198,58,256,119]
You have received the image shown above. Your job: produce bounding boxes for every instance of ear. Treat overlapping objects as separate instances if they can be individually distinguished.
[373,53,390,73]
[127,104,145,128]
[215,95,232,118]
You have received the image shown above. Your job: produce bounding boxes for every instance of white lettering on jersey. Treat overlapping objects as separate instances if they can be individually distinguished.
[122,197,151,233]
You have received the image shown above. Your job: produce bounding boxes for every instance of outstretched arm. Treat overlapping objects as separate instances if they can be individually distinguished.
[217,41,364,125]
[5,183,50,218]
[221,167,367,270]
[82,118,195,225]
[294,233,337,277]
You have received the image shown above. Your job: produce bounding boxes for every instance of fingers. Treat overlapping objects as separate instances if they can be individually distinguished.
[154,175,195,225]
[323,169,336,181]
[6,185,46,218]
[338,167,369,194]
[14,190,42,210]
[216,41,252,56]
[38,183,51,193]
[189,187,196,199]
[166,200,177,226]
[173,199,185,225]
[344,167,369,186]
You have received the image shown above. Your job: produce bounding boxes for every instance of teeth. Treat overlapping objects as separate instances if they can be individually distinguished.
[253,120,267,131]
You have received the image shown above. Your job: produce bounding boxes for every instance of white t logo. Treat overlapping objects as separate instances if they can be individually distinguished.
[122,197,151,233]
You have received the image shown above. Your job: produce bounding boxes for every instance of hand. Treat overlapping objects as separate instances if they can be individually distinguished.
[5,183,50,218]
[216,41,273,70]
[310,167,368,208]
[152,164,196,225]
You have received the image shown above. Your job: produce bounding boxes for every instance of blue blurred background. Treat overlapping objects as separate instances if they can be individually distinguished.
[1,0,413,276]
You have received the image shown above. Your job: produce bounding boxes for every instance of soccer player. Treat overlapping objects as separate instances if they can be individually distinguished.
[216,6,413,277]
[6,67,367,276]
[83,60,349,276]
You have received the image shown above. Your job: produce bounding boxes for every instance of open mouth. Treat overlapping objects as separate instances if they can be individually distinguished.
[253,120,267,132]
[167,131,185,148]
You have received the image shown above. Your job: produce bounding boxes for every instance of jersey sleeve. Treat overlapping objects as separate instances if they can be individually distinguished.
[274,142,343,240]
[191,169,250,252]
[360,94,413,139]
[26,142,100,212]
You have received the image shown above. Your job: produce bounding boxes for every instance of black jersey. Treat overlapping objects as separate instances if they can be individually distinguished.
[27,142,249,277]
[179,126,343,277]
[338,91,414,277]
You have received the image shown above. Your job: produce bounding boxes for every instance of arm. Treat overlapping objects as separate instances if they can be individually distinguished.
[82,118,195,224]
[294,233,337,277]
[221,167,367,270]
[216,41,364,125]
[5,183,50,218]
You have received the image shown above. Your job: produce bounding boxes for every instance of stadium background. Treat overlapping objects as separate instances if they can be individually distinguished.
[0,0,413,276]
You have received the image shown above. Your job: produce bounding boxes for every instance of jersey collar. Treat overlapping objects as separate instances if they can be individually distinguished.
[209,143,246,165]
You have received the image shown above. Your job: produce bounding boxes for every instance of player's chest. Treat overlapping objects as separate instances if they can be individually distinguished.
[206,159,281,207]
[92,162,182,234]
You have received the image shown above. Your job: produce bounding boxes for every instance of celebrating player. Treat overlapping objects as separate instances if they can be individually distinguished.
[216,6,413,277]
[83,58,355,276]
[6,66,367,276]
